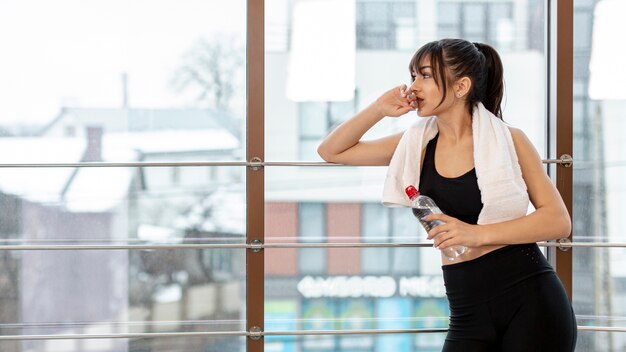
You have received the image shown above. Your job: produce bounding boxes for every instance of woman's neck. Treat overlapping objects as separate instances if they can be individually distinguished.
[435,104,473,143]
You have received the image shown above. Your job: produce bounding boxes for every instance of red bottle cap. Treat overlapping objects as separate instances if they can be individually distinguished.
[405,185,419,199]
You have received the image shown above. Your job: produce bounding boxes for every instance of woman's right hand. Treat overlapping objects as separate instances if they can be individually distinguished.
[374,84,414,118]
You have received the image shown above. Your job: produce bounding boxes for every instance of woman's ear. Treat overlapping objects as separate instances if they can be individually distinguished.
[455,77,472,98]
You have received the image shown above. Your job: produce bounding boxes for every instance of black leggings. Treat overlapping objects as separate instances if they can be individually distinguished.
[442,244,577,352]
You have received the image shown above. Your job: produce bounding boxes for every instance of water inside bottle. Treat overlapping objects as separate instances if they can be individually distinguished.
[411,206,445,232]
[411,206,467,260]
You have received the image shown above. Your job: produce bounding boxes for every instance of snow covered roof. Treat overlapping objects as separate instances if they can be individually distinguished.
[104,129,239,154]
[0,136,137,211]
[64,167,135,212]
[0,138,85,204]
[0,125,240,212]
[41,107,240,135]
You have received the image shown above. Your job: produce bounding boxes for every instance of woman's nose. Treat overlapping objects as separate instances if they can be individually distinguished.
[409,80,420,92]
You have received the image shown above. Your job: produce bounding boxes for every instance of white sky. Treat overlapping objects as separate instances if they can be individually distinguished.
[0,0,246,125]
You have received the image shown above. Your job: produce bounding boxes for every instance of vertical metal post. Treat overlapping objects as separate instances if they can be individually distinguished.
[550,0,574,301]
[247,0,265,351]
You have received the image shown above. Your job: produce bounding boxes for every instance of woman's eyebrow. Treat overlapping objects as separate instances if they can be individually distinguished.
[418,65,433,70]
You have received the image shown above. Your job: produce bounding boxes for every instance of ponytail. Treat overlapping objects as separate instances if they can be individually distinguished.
[474,43,504,119]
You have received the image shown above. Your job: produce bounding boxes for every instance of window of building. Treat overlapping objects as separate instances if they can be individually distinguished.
[361,203,391,274]
[438,1,514,49]
[298,99,355,160]
[298,202,327,274]
[361,204,421,275]
[391,207,421,275]
[356,0,416,50]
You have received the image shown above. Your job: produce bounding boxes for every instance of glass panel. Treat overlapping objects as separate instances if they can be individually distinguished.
[576,331,619,352]
[299,102,328,138]
[0,248,246,335]
[299,139,323,161]
[0,336,247,352]
[266,1,547,351]
[0,167,246,350]
[572,249,626,352]
[463,4,486,40]
[0,167,246,243]
[267,0,547,162]
[264,333,447,352]
[0,0,246,162]
[362,203,391,274]
[438,3,460,26]
[265,186,450,343]
[298,203,327,274]
[573,1,626,350]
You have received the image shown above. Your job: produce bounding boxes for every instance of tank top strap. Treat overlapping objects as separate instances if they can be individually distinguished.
[422,133,439,176]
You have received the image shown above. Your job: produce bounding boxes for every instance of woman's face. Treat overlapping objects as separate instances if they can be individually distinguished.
[408,56,455,117]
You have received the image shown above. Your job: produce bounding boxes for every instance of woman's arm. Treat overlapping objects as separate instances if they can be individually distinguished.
[317,85,412,166]
[478,127,571,244]
[427,127,572,248]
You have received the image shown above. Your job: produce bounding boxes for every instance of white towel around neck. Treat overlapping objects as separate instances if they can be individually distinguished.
[382,103,529,225]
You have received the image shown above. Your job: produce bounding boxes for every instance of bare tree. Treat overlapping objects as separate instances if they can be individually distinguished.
[172,34,244,111]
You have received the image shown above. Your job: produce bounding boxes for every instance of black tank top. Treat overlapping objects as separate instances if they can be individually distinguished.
[418,134,483,224]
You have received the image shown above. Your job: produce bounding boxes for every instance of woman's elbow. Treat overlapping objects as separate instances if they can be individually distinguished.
[555,211,572,239]
[317,143,335,163]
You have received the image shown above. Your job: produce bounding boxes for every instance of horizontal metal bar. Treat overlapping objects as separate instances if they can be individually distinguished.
[577,326,626,333]
[1,325,624,341]
[540,242,626,248]
[0,161,347,168]
[264,243,433,249]
[0,331,248,341]
[0,161,250,168]
[0,159,563,168]
[0,242,434,251]
[2,241,626,251]
[263,328,448,336]
[0,243,249,251]
[6,240,626,251]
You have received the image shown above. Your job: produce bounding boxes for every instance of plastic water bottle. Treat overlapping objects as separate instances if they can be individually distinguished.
[405,185,468,260]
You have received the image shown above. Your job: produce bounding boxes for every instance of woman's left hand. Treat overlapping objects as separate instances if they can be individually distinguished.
[424,214,485,249]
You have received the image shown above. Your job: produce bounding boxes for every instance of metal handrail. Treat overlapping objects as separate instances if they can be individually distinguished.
[0,325,624,341]
[0,240,625,251]
[0,157,571,168]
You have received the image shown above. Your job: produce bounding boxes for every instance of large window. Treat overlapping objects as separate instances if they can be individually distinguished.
[572,0,626,351]
[0,1,247,351]
[266,1,547,351]
[6,0,617,351]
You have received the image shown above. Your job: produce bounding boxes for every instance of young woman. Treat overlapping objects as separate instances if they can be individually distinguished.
[318,39,577,351]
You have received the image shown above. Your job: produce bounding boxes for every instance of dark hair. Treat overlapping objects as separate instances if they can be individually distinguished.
[408,38,504,119]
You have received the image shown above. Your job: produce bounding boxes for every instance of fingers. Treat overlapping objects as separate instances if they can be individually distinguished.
[378,85,415,117]
[400,84,408,97]
[434,234,456,249]
[427,225,448,240]
[423,213,452,222]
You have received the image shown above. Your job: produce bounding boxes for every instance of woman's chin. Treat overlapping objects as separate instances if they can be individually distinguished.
[416,109,430,117]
